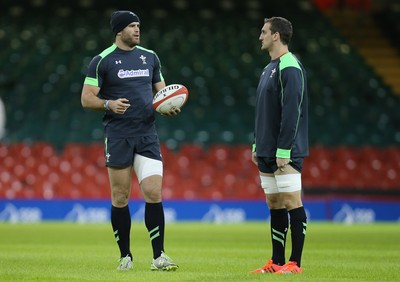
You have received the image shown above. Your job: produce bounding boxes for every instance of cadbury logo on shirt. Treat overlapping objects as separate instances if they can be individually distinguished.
[118,69,149,78]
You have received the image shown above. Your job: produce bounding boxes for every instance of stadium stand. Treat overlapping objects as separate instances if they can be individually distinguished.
[324,8,400,95]
[0,142,399,200]
[0,0,399,199]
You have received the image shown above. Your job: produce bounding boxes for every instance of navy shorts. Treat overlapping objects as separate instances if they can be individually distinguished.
[257,156,304,174]
[104,135,162,168]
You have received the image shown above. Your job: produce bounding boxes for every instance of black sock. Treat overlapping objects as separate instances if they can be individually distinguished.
[111,205,132,259]
[270,208,288,265]
[145,202,165,259]
[288,206,307,266]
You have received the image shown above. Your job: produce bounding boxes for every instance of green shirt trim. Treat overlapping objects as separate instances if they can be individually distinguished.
[276,148,291,159]
[279,52,301,70]
[84,77,97,86]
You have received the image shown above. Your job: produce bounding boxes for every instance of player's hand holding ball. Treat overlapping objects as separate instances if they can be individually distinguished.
[153,84,188,116]
[163,107,181,116]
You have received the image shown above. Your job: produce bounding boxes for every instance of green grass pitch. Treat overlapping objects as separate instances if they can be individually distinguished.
[0,222,399,281]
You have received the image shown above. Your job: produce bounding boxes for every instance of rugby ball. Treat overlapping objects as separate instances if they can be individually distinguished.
[153,84,189,114]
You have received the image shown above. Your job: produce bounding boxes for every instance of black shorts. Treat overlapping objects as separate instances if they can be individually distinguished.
[104,135,162,168]
[257,156,304,174]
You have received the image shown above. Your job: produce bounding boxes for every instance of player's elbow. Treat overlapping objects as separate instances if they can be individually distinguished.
[81,84,100,109]
[81,95,87,108]
[81,92,91,109]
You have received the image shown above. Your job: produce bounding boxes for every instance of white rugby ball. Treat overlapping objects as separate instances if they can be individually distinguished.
[153,84,189,114]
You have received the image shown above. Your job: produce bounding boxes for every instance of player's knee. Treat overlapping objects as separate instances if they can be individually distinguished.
[142,189,162,203]
[140,175,162,202]
[281,194,303,210]
[266,194,282,208]
[112,189,130,207]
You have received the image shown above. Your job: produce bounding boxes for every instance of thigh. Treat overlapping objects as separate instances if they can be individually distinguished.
[133,136,163,202]
[105,137,134,168]
[288,157,304,173]
[133,153,163,183]
[274,158,304,210]
[257,156,277,174]
[135,135,162,161]
[107,166,133,206]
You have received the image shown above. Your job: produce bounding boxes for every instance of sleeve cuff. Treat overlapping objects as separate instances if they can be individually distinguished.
[84,77,98,86]
[276,148,291,159]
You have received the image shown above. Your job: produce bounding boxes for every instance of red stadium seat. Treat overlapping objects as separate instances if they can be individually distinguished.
[0,142,9,159]
[62,143,86,161]
[332,146,358,163]
[8,143,31,161]
[86,143,105,167]
[205,144,232,170]
[383,147,400,170]
[180,143,205,160]
[1,143,397,200]
[31,142,56,160]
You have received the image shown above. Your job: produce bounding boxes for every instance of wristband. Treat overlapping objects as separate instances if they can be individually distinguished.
[252,143,256,153]
[103,100,110,110]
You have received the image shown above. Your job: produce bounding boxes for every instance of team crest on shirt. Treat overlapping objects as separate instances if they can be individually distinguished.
[270,68,276,78]
[139,55,147,64]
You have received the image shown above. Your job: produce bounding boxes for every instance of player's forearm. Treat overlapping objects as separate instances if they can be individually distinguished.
[81,92,108,111]
[278,95,297,142]
[80,83,105,111]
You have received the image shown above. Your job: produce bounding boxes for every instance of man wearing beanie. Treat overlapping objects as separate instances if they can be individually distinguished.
[81,10,179,271]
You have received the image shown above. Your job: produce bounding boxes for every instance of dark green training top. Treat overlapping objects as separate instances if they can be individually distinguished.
[84,43,164,138]
[254,52,309,159]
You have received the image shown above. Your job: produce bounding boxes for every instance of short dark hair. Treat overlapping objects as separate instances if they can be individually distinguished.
[264,17,293,45]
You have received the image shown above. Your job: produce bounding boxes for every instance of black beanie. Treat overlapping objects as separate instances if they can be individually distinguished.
[110,11,140,36]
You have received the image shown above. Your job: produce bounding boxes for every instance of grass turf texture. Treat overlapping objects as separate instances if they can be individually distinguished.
[0,222,399,281]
